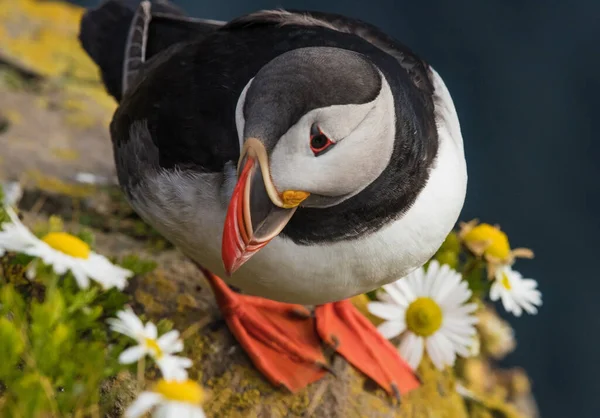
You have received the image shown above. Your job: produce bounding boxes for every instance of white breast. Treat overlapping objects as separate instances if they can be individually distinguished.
[129,67,467,305]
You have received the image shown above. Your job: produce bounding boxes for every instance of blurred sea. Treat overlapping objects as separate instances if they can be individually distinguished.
[70,1,600,417]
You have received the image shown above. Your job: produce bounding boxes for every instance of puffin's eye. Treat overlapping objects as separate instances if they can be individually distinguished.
[309,123,334,156]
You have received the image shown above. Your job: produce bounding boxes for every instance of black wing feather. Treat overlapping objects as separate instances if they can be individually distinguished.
[79,0,223,101]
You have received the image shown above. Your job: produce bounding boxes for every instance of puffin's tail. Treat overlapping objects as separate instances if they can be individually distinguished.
[79,0,223,102]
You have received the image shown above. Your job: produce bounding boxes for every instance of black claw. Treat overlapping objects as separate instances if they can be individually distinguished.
[391,382,402,405]
[415,373,424,385]
[329,335,340,349]
[289,307,312,319]
[316,361,337,377]
[278,382,292,392]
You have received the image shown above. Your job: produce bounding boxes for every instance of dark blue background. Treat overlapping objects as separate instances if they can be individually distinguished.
[73,1,600,417]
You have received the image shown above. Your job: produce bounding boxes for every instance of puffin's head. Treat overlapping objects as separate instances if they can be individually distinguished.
[223,47,407,274]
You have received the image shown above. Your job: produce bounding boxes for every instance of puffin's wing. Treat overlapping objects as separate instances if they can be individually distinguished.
[79,0,224,102]
[224,9,434,97]
[121,1,152,95]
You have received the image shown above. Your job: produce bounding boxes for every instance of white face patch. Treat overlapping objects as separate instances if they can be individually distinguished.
[234,73,396,204]
[268,73,395,200]
[235,78,252,150]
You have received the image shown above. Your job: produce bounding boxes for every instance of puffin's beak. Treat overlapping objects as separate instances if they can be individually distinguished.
[222,138,310,275]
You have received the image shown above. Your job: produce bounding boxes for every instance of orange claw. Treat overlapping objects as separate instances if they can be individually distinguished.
[315,300,420,399]
[199,266,328,392]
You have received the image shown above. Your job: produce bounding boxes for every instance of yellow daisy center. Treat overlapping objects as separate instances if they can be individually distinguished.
[463,223,510,260]
[501,272,512,290]
[153,379,204,404]
[144,338,163,358]
[41,232,90,259]
[405,297,443,337]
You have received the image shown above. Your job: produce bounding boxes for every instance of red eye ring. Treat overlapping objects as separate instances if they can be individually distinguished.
[309,124,334,155]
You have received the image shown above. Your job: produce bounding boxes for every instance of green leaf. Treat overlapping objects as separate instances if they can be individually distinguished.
[156,318,174,335]
[438,231,461,254]
[118,254,157,275]
[434,250,459,269]
[0,285,26,324]
[66,287,98,315]
[0,317,24,378]
[364,289,379,301]
[10,373,48,418]
[95,288,129,319]
[76,228,95,247]
[47,216,64,234]
[31,287,65,330]
[6,253,34,267]
[30,288,67,375]
[462,258,488,298]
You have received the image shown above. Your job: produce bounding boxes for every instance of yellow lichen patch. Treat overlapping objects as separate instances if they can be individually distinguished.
[134,288,166,315]
[180,333,208,380]
[64,112,98,129]
[177,293,200,311]
[0,0,90,77]
[4,109,22,124]
[459,357,490,394]
[25,170,95,198]
[63,83,117,124]
[0,0,117,127]
[142,270,178,295]
[203,363,316,418]
[51,148,79,161]
[396,357,469,418]
[457,382,525,418]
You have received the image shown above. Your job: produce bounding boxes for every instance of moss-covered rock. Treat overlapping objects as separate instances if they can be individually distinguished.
[0,0,117,183]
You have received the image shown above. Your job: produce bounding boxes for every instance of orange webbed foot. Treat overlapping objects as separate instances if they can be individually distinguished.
[200,267,328,392]
[315,300,420,399]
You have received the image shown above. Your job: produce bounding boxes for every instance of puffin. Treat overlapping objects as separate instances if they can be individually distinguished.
[79,0,467,398]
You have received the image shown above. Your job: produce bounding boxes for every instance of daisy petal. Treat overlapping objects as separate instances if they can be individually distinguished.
[158,330,181,348]
[376,320,406,339]
[426,334,445,370]
[145,322,158,340]
[399,333,424,370]
[157,355,193,381]
[125,392,163,418]
[367,302,405,321]
[372,261,481,370]
[119,345,147,364]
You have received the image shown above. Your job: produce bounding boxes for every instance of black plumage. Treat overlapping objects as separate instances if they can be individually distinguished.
[80,0,440,244]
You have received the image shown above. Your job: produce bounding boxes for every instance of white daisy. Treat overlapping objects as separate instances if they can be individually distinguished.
[368,260,479,370]
[108,308,192,380]
[490,266,542,316]
[125,379,206,418]
[0,206,132,290]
